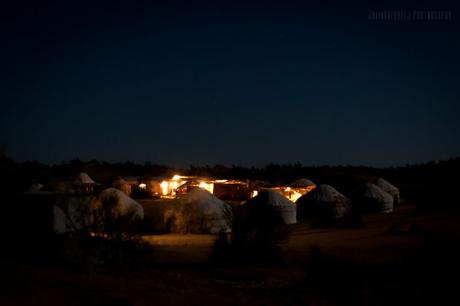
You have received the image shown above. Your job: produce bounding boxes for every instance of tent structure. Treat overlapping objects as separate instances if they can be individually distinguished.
[26,183,44,193]
[290,178,316,188]
[355,183,394,213]
[74,172,96,194]
[53,196,94,234]
[296,184,351,220]
[242,189,296,224]
[76,173,95,184]
[375,178,400,204]
[54,188,144,234]
[171,188,233,234]
[96,188,144,219]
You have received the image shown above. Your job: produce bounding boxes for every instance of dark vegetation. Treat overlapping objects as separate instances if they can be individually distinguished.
[210,206,291,267]
[1,184,152,274]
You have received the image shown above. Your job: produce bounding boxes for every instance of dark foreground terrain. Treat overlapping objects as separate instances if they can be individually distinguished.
[1,204,460,306]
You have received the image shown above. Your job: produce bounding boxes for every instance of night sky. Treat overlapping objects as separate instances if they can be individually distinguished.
[1,0,459,167]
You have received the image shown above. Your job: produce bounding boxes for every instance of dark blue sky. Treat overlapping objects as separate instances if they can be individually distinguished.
[1,1,459,167]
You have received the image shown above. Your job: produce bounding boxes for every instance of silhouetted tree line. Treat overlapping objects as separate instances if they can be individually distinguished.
[1,153,459,209]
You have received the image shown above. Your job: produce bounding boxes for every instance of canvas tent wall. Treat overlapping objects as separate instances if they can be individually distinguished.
[73,172,96,194]
[375,178,400,204]
[241,190,296,225]
[169,188,232,234]
[53,195,94,234]
[296,184,351,220]
[355,183,394,213]
[54,188,144,234]
[95,188,144,219]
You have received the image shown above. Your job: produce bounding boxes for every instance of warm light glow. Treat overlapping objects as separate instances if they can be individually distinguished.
[285,187,291,192]
[160,181,169,195]
[251,190,258,198]
[288,190,302,202]
[215,179,228,183]
[199,181,214,193]
[172,174,181,181]
[139,183,147,189]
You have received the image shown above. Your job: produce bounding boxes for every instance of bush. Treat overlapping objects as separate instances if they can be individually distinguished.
[89,192,143,240]
[52,234,155,274]
[209,207,290,267]
[50,192,151,273]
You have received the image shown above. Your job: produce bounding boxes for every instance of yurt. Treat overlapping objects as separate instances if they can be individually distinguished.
[172,188,232,234]
[76,172,95,184]
[296,184,351,220]
[26,183,44,193]
[95,188,144,219]
[54,196,94,234]
[355,183,394,213]
[74,172,96,194]
[290,178,316,188]
[242,189,296,224]
[375,178,400,204]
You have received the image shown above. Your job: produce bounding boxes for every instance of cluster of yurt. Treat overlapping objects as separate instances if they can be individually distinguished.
[295,178,399,219]
[30,172,400,236]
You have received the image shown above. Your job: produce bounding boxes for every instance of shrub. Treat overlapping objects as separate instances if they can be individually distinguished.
[209,207,290,267]
[89,192,143,241]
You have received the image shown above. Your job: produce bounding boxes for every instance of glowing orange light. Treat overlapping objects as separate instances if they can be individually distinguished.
[160,181,169,195]
[199,181,214,193]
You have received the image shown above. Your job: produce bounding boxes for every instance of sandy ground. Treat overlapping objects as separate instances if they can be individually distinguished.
[1,204,459,306]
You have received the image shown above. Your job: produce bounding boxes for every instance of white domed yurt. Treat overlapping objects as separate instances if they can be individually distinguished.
[375,178,400,204]
[172,188,233,234]
[242,189,296,224]
[74,172,96,194]
[290,178,316,188]
[95,188,144,219]
[296,184,351,220]
[76,172,95,184]
[356,183,394,213]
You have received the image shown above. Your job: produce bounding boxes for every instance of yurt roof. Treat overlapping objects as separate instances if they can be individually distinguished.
[375,178,399,193]
[77,172,95,184]
[99,188,144,218]
[180,188,232,233]
[362,183,393,202]
[246,189,295,208]
[290,178,317,188]
[182,188,230,210]
[297,184,348,204]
